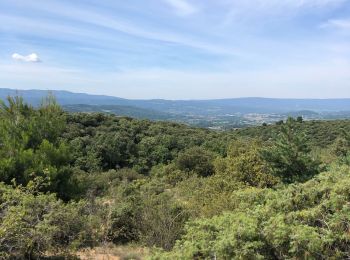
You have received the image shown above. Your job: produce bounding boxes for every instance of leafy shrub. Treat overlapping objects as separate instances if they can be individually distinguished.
[154,165,350,259]
[219,139,279,187]
[175,146,215,177]
[0,183,102,259]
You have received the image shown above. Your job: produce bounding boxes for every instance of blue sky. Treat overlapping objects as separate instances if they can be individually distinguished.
[0,0,349,99]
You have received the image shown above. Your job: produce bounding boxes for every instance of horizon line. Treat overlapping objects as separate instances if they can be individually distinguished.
[1,87,350,101]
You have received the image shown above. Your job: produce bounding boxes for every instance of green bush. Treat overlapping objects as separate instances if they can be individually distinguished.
[175,146,215,177]
[0,96,74,199]
[0,183,102,259]
[219,139,279,188]
[153,165,350,259]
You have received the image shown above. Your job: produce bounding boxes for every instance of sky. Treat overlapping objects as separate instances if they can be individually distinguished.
[0,0,350,99]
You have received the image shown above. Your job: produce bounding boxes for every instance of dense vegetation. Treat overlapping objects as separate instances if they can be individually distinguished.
[0,96,349,259]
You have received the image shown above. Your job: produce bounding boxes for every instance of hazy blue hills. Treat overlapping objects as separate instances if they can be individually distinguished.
[1,88,350,128]
[0,88,126,106]
[1,88,350,112]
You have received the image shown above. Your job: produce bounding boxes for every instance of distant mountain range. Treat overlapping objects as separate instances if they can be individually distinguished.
[1,88,350,113]
[1,88,349,128]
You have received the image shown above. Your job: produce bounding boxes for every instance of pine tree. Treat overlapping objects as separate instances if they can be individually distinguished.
[262,117,319,183]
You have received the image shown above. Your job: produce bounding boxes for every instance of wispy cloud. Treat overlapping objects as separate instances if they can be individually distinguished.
[321,18,350,30]
[224,0,347,10]
[12,53,41,62]
[0,7,240,57]
[221,0,348,25]
[163,0,198,16]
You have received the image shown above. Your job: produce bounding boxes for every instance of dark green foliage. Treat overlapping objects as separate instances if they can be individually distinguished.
[175,146,215,177]
[262,117,320,183]
[64,113,225,174]
[236,119,350,148]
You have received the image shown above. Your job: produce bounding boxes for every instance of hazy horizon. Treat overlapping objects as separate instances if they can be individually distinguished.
[2,87,350,101]
[1,1,350,99]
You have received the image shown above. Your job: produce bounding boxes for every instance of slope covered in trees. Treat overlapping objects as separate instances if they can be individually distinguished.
[0,96,349,259]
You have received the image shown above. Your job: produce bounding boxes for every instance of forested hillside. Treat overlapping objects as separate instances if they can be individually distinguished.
[0,96,350,259]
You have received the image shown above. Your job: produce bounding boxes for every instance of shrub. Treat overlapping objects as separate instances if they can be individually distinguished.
[153,165,350,259]
[175,146,215,177]
[0,183,101,258]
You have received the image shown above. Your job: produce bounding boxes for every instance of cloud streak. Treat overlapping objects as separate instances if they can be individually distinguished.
[163,0,198,15]
[322,18,350,30]
[221,0,348,25]
[0,7,241,57]
[12,53,41,62]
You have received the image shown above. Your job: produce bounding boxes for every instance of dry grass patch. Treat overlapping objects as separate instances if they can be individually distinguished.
[77,244,149,260]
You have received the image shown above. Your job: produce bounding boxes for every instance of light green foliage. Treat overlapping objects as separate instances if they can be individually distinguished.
[155,165,350,259]
[176,139,277,218]
[178,174,266,218]
[136,192,189,250]
[332,137,350,157]
[150,163,189,186]
[98,175,189,250]
[219,139,279,187]
[0,182,101,259]
[0,96,72,198]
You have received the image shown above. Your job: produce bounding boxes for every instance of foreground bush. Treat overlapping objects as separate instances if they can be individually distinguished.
[154,165,350,259]
[0,183,101,259]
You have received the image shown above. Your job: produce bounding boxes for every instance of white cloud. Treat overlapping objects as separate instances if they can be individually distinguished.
[12,53,41,62]
[163,0,198,15]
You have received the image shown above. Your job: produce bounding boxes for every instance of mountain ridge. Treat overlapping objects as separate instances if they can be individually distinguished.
[1,88,350,102]
[1,88,350,115]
